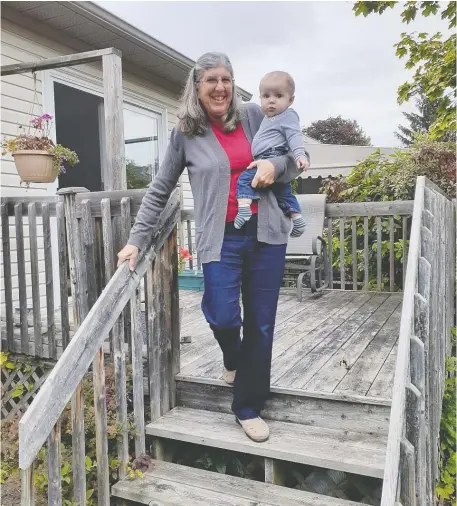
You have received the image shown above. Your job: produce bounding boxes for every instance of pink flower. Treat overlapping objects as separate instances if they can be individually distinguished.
[41,114,53,120]
[30,117,42,128]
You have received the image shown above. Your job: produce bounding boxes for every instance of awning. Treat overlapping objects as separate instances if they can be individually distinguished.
[299,164,354,179]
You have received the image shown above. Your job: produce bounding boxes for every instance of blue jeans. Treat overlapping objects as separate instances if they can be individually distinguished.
[236,170,300,215]
[236,146,301,215]
[201,216,287,420]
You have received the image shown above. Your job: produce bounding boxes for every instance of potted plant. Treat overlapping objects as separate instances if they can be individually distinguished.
[2,114,79,185]
[178,247,204,291]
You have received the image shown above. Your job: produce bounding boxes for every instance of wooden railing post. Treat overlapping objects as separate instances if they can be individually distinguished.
[57,187,88,506]
[169,226,180,408]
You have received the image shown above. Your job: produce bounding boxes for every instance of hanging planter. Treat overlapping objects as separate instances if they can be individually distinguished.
[12,150,57,183]
[2,114,79,186]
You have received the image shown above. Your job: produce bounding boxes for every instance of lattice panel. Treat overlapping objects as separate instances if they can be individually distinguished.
[1,362,51,421]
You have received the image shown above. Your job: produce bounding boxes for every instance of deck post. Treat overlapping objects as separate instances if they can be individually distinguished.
[102,52,126,192]
[57,187,89,506]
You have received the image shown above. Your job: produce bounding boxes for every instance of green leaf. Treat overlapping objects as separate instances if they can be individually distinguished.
[11,386,24,398]
[5,362,15,369]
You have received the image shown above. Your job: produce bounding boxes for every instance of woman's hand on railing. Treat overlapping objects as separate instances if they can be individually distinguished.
[117,244,139,271]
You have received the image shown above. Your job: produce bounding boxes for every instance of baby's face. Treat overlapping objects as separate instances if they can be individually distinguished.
[259,78,294,117]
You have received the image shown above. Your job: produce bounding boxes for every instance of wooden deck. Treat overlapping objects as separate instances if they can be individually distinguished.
[178,289,402,402]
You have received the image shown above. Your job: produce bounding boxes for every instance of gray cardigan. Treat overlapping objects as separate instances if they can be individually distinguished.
[128,102,303,264]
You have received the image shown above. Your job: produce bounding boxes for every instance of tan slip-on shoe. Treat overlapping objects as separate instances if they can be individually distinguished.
[222,369,236,385]
[236,417,270,442]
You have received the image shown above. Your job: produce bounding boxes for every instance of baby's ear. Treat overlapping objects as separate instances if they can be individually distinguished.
[289,95,295,105]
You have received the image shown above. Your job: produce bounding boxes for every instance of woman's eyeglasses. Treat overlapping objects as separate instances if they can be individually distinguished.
[196,77,234,88]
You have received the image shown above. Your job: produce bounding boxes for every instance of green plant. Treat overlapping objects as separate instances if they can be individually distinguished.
[1,114,79,175]
[1,359,138,506]
[436,328,456,505]
[323,217,408,290]
[354,1,456,139]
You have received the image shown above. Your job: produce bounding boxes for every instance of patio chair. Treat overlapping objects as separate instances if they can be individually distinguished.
[285,193,329,301]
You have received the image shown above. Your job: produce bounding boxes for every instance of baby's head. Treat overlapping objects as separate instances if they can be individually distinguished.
[259,71,295,118]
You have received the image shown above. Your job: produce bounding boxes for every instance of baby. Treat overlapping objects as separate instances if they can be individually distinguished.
[235,71,309,237]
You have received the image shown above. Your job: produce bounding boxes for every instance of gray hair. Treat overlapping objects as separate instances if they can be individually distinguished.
[177,52,243,137]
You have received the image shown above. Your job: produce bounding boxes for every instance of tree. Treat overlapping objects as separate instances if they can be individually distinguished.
[354,1,456,140]
[395,95,456,145]
[126,159,153,189]
[302,116,371,146]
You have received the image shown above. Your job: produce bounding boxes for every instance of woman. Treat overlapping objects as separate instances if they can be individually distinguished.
[117,52,304,442]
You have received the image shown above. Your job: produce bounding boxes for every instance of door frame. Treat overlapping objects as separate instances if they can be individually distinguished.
[41,66,169,308]
[42,66,168,189]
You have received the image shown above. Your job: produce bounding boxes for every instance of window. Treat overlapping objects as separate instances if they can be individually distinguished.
[124,105,162,189]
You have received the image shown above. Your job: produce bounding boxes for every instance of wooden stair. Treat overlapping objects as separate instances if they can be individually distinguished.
[145,406,386,479]
[111,459,370,506]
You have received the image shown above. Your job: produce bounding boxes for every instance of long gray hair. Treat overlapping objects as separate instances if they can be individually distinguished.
[177,52,243,137]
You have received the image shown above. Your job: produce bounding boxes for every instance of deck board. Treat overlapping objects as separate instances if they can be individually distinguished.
[178,289,402,401]
[146,407,386,478]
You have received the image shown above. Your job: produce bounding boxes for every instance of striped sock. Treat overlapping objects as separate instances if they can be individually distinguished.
[234,205,252,229]
[291,215,306,237]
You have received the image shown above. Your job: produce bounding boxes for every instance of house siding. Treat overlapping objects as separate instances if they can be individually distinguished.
[0,18,190,312]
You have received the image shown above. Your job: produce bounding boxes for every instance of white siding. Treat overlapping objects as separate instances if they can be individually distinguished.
[1,18,185,314]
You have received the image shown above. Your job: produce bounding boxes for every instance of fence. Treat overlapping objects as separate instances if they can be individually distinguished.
[180,200,414,292]
[1,197,70,359]
[17,187,181,505]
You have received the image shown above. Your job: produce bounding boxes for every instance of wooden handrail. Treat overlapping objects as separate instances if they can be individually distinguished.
[381,177,425,504]
[181,201,414,221]
[381,176,456,504]
[18,189,181,471]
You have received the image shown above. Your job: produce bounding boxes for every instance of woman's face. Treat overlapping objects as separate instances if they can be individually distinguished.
[197,66,233,122]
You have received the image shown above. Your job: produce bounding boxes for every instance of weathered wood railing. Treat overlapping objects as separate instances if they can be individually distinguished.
[18,188,181,505]
[181,200,414,291]
[381,177,456,505]
[1,196,70,359]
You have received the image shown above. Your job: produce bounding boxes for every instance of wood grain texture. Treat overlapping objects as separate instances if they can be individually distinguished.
[352,217,357,290]
[176,380,391,436]
[339,218,345,289]
[19,190,180,470]
[389,217,395,292]
[1,203,14,350]
[146,260,161,422]
[376,216,382,291]
[363,217,369,290]
[1,47,121,75]
[14,203,28,353]
[101,198,128,479]
[112,458,367,506]
[20,464,35,506]
[81,200,110,506]
[380,179,425,506]
[131,285,146,456]
[102,52,126,191]
[56,201,70,350]
[146,407,386,478]
[328,219,333,288]
[47,421,62,506]
[42,202,56,359]
[28,202,42,356]
[169,227,181,408]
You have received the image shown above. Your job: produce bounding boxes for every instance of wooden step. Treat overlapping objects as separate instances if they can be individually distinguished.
[176,378,391,436]
[145,407,386,478]
[112,458,369,506]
